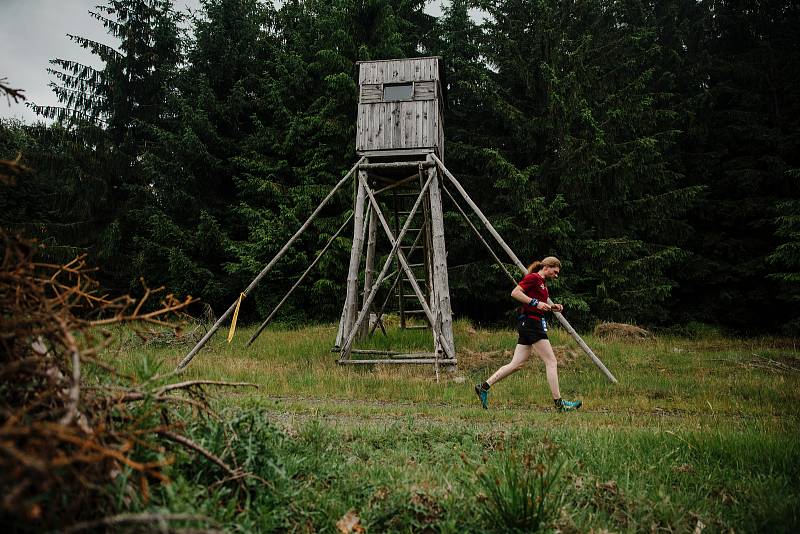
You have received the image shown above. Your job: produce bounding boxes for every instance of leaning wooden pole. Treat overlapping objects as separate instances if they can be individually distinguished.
[175,157,364,371]
[342,173,369,342]
[432,154,618,384]
[246,213,354,347]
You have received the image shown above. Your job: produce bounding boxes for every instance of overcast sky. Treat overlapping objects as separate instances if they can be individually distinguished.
[0,0,450,124]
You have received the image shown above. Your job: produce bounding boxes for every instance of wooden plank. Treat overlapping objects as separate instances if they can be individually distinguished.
[392,102,401,149]
[342,173,368,341]
[360,84,382,103]
[357,104,366,151]
[422,101,430,147]
[359,161,434,170]
[414,102,425,147]
[404,103,414,148]
[427,156,455,360]
[413,81,436,100]
[360,201,378,339]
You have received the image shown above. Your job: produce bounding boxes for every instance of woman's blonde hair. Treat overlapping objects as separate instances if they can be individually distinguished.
[527,256,561,274]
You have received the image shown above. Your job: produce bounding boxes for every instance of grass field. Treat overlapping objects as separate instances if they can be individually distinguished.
[106,319,800,533]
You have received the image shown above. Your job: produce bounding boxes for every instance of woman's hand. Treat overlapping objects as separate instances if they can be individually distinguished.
[550,303,564,313]
[536,301,552,312]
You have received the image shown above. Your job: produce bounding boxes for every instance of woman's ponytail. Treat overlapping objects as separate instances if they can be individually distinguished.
[527,256,561,274]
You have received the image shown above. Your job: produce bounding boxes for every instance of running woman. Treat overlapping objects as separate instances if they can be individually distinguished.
[475,256,582,412]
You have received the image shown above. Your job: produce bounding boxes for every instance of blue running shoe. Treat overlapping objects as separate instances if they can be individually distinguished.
[557,399,582,412]
[474,383,489,409]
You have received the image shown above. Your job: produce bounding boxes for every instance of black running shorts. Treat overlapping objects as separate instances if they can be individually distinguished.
[517,315,548,345]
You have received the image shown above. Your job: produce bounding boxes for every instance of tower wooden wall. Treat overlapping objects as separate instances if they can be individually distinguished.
[356,57,445,159]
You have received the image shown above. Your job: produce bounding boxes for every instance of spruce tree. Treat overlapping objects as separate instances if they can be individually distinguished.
[25,0,183,292]
[477,0,701,324]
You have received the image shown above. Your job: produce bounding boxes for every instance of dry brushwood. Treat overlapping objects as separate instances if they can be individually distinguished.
[0,229,259,530]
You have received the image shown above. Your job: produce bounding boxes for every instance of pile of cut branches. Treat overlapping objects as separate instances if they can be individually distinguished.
[0,228,257,531]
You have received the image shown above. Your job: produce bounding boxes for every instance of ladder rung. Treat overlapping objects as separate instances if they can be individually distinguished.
[408,263,424,268]
[404,309,426,314]
[403,325,429,330]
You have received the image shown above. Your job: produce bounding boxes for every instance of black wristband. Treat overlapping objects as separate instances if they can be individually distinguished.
[529,298,539,307]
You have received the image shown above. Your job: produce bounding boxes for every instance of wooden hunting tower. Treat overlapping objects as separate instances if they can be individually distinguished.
[331,56,455,367]
[178,56,615,384]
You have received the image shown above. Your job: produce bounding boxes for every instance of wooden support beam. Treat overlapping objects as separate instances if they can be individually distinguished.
[342,172,369,343]
[340,173,434,358]
[359,161,435,170]
[341,183,434,359]
[373,174,418,195]
[246,213,354,347]
[354,172,456,361]
[175,157,365,371]
[432,154,618,384]
[360,199,378,338]
[426,156,455,367]
[335,349,433,357]
[340,171,446,360]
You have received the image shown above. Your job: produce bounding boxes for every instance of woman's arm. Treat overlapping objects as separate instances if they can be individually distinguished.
[511,285,551,311]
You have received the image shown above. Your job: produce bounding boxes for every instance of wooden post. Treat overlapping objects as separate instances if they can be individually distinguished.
[360,199,378,338]
[342,172,369,343]
[432,154,617,384]
[426,155,455,361]
[175,157,364,371]
[247,213,354,347]
[419,164,435,320]
[340,172,434,359]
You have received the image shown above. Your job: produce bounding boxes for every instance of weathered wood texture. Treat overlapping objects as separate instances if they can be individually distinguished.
[360,202,378,338]
[339,174,431,358]
[338,358,457,365]
[358,57,441,84]
[426,158,455,359]
[356,57,444,155]
[342,173,369,342]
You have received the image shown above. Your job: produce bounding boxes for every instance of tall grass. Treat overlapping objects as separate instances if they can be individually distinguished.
[99,319,800,532]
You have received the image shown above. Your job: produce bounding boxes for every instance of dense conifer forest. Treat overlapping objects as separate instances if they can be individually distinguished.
[2,0,798,334]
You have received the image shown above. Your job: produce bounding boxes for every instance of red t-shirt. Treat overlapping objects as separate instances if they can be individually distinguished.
[518,272,549,317]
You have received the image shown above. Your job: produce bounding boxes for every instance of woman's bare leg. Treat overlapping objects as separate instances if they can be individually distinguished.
[532,339,561,399]
[486,344,532,386]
